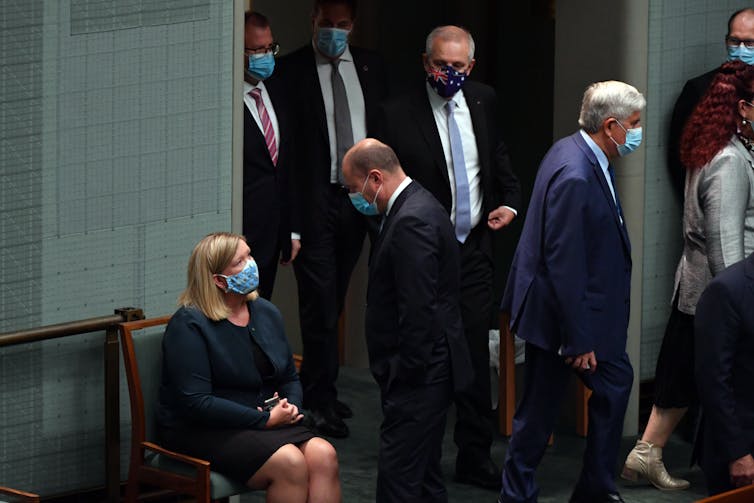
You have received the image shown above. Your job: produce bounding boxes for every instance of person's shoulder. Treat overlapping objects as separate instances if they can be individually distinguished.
[251,297,283,320]
[349,44,382,61]
[463,79,496,98]
[381,83,425,109]
[277,45,313,69]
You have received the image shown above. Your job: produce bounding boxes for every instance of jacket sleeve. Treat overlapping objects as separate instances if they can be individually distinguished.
[695,277,750,464]
[699,150,750,275]
[390,216,444,384]
[542,171,593,355]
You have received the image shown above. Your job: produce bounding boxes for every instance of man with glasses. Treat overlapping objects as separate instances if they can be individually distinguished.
[276,0,387,439]
[242,11,299,299]
[377,25,521,490]
[668,8,754,203]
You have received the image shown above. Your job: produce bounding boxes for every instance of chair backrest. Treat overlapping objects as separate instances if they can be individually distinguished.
[0,487,39,503]
[120,316,171,444]
[696,484,754,502]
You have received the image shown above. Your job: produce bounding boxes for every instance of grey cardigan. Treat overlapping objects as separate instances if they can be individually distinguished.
[674,135,754,315]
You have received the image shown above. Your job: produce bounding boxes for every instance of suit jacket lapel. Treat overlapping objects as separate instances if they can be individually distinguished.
[412,89,451,187]
[369,182,419,269]
[303,46,329,148]
[465,86,489,174]
[573,134,631,255]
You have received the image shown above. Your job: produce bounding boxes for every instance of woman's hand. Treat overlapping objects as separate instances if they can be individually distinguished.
[262,397,304,428]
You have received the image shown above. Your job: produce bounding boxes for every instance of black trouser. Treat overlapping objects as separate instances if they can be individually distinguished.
[294,186,366,409]
[377,378,453,502]
[453,224,495,463]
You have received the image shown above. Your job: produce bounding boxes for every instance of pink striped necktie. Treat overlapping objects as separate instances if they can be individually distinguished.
[249,88,278,166]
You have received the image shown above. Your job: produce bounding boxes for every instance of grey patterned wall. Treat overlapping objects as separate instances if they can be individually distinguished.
[0,0,233,495]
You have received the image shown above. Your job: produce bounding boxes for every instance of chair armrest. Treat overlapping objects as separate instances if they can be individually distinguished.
[142,441,210,470]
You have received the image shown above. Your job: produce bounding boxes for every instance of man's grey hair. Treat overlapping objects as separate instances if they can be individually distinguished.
[578,81,646,133]
[425,26,475,62]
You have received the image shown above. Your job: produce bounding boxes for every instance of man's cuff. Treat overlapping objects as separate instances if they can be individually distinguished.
[503,205,518,216]
[291,232,301,241]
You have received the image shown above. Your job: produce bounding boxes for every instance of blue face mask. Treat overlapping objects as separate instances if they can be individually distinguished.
[316,27,349,58]
[611,120,643,157]
[247,52,275,81]
[348,176,382,216]
[728,43,754,65]
[426,64,467,98]
[216,259,259,295]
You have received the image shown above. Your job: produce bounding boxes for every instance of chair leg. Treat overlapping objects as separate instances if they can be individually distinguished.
[499,312,515,436]
[124,477,139,503]
[576,381,592,437]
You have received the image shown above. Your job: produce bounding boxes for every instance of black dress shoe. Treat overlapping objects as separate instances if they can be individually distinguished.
[569,490,625,503]
[308,406,349,438]
[332,399,353,418]
[454,457,502,490]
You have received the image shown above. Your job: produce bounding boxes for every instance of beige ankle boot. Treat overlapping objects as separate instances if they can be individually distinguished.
[621,440,690,490]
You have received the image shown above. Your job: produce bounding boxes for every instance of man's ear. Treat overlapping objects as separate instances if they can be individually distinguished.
[466,58,476,75]
[422,53,430,72]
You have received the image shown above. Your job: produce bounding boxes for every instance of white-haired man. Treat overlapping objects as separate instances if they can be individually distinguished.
[499,81,646,503]
[377,25,521,489]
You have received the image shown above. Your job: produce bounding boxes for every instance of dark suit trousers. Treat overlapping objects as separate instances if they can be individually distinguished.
[453,224,495,461]
[293,186,366,408]
[500,343,633,502]
[377,378,452,503]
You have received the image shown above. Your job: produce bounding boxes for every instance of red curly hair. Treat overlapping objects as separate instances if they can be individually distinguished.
[680,60,754,170]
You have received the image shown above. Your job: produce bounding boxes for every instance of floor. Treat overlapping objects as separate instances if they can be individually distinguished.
[241,366,709,502]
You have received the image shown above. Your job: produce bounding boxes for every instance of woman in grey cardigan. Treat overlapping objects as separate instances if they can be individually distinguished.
[623,60,754,491]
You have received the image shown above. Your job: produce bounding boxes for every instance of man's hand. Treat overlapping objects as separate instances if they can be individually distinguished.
[280,239,301,265]
[487,206,515,230]
[564,351,597,373]
[730,454,754,487]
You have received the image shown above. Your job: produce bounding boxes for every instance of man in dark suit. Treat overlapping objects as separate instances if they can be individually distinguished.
[667,8,754,202]
[695,252,754,495]
[275,0,387,438]
[342,138,473,502]
[242,12,299,300]
[377,25,521,488]
[499,80,646,503]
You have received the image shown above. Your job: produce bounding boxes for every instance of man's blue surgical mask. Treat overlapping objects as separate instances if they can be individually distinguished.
[247,52,275,81]
[611,120,643,157]
[316,27,349,59]
[215,259,259,295]
[728,43,754,66]
[348,176,382,216]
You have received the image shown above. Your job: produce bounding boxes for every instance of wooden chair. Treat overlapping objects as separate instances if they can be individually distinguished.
[119,316,251,503]
[696,484,754,502]
[498,312,592,437]
[0,487,39,503]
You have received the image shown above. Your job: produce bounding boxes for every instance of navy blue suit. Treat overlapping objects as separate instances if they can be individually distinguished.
[366,181,473,502]
[695,253,754,495]
[499,132,634,501]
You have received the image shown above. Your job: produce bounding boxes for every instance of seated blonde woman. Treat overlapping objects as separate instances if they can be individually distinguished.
[157,232,341,503]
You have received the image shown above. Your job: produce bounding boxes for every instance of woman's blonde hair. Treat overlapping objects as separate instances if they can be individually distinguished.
[178,232,258,320]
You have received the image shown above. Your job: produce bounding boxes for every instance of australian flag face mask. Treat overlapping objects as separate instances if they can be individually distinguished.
[426,64,467,98]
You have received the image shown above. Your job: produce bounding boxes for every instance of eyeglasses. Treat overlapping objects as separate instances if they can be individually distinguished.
[726,36,754,48]
[245,42,280,56]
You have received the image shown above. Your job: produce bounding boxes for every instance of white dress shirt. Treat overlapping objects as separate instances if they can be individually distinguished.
[314,43,367,183]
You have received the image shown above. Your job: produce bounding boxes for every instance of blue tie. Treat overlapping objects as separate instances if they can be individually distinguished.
[446,100,471,242]
[607,164,624,223]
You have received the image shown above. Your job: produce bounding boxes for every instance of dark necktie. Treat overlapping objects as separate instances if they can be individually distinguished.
[446,99,471,242]
[331,59,353,185]
[607,164,624,223]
